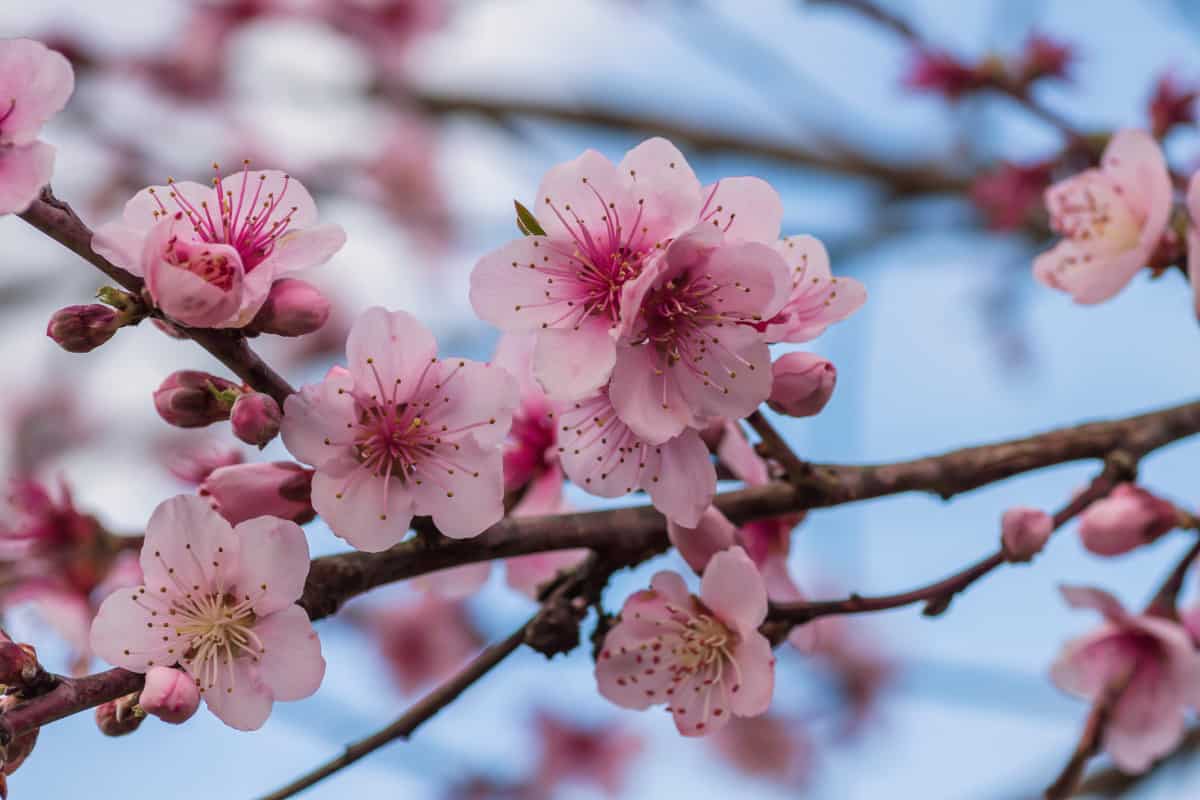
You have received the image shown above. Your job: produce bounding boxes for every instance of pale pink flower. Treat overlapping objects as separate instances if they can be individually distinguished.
[1034,130,1172,304]
[139,665,201,724]
[1077,483,1178,557]
[199,461,315,526]
[1187,171,1200,320]
[0,39,74,215]
[280,307,517,551]
[1000,506,1053,561]
[89,495,325,731]
[596,547,775,736]
[761,235,865,344]
[409,562,492,599]
[471,138,782,402]
[556,388,714,528]
[712,714,813,786]
[610,225,791,443]
[358,594,482,695]
[93,167,345,328]
[532,711,643,796]
[1051,585,1200,773]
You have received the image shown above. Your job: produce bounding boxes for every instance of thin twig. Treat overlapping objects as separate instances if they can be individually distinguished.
[1044,683,1126,799]
[745,410,812,485]
[257,622,531,800]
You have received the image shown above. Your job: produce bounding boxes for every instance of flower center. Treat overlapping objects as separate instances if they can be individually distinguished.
[674,613,734,671]
[161,236,239,290]
[1049,174,1142,253]
[146,162,300,271]
[174,590,264,694]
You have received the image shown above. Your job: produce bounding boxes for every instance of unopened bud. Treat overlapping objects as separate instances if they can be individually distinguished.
[767,352,836,417]
[95,693,144,736]
[1078,483,1180,556]
[230,392,282,448]
[138,666,200,725]
[248,279,331,337]
[200,461,315,525]
[46,305,121,353]
[153,371,241,428]
[1000,507,1053,562]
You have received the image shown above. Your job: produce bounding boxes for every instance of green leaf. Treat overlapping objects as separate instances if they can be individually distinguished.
[514,200,546,236]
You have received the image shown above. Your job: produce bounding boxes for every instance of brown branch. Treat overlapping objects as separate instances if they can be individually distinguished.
[1045,685,1126,800]
[18,189,296,406]
[258,622,529,800]
[409,89,970,196]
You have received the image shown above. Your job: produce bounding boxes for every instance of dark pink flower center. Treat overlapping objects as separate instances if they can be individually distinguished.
[162,236,238,290]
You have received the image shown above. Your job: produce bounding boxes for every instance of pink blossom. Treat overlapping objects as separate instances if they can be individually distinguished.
[767,352,836,418]
[1017,33,1073,83]
[93,167,345,328]
[230,392,282,448]
[903,49,983,100]
[610,225,791,443]
[712,714,813,785]
[280,307,517,551]
[1077,483,1178,557]
[409,562,492,599]
[471,138,781,402]
[505,466,586,599]
[969,160,1054,231]
[1149,73,1198,139]
[1051,585,1200,773]
[596,547,775,736]
[139,666,201,724]
[667,506,737,574]
[0,39,74,215]
[1034,130,1172,304]
[492,333,559,495]
[160,437,244,485]
[556,389,715,527]
[46,305,123,353]
[199,461,315,526]
[532,711,643,796]
[761,235,865,343]
[358,594,482,695]
[90,495,325,731]
[153,370,241,429]
[1000,506,1053,561]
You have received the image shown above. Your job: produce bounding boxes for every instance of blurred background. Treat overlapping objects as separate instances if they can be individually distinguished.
[2,0,1200,797]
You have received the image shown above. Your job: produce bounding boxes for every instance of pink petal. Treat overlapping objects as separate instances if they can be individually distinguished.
[0,39,74,146]
[280,366,357,468]
[255,605,325,702]
[610,342,697,444]
[669,337,774,423]
[510,464,565,517]
[311,457,414,552]
[532,319,617,402]
[645,429,716,528]
[141,495,240,598]
[408,437,504,538]
[264,223,347,275]
[89,588,173,672]
[91,222,147,276]
[726,633,775,717]
[1060,584,1129,622]
[199,656,273,731]
[232,516,310,616]
[701,547,768,636]
[346,307,438,392]
[595,584,685,710]
[470,237,590,332]
[506,549,588,598]
[616,137,703,241]
[534,149,629,243]
[1033,239,1149,305]
[703,240,793,320]
[142,219,245,327]
[717,421,769,486]
[1188,172,1200,320]
[699,178,783,244]
[233,170,319,229]
[1101,130,1172,236]
[767,235,867,343]
[423,359,517,450]
[667,506,737,574]
[0,141,53,215]
[411,562,492,598]
[669,671,730,736]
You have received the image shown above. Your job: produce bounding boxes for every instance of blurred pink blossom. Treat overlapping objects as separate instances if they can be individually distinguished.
[532,711,642,796]
[0,39,74,215]
[358,594,482,695]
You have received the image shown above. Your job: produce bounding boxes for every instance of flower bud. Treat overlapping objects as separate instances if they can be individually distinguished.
[153,371,241,428]
[248,278,331,337]
[199,461,315,525]
[1078,483,1179,557]
[667,506,738,574]
[230,392,282,448]
[138,666,200,724]
[46,305,122,353]
[95,693,144,737]
[767,353,836,418]
[1000,507,1053,562]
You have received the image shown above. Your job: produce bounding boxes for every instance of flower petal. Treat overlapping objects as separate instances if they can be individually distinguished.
[255,605,325,702]
[408,438,504,538]
[645,429,716,528]
[311,457,414,552]
[617,137,703,241]
[0,141,53,215]
[532,320,617,402]
[280,366,357,468]
[698,178,783,244]
[345,307,438,393]
[232,516,310,615]
[89,588,174,672]
[141,495,240,598]
[199,656,273,731]
[701,547,768,636]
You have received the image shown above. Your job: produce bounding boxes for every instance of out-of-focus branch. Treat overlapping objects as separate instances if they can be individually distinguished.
[409,89,972,196]
[1071,728,1200,796]
[18,189,296,406]
[258,622,530,800]
[1045,685,1126,800]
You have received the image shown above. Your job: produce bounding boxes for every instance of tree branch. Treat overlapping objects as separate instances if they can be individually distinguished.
[18,189,296,406]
